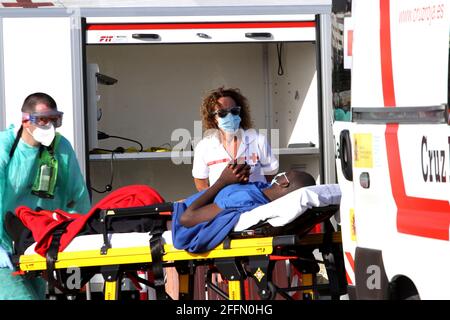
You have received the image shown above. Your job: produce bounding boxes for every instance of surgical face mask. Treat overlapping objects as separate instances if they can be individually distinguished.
[217,113,241,133]
[27,123,56,147]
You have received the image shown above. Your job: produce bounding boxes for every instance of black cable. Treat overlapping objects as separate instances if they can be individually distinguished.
[91,147,124,154]
[90,130,143,194]
[90,149,115,194]
[108,135,143,152]
[277,42,284,76]
[98,131,143,152]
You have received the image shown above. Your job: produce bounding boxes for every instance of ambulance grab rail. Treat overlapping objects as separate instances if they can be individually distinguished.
[352,104,448,124]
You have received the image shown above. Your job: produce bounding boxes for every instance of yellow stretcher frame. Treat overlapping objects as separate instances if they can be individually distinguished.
[18,232,342,300]
[20,237,274,271]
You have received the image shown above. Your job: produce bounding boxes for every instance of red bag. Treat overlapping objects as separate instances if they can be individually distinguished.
[16,185,164,256]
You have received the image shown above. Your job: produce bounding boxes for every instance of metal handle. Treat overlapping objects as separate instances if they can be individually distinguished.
[196,32,211,39]
[339,130,353,181]
[132,33,160,40]
[245,32,273,39]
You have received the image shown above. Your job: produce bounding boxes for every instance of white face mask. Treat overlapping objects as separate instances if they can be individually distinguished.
[27,124,55,147]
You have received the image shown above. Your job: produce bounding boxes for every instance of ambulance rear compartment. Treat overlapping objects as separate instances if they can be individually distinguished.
[85,20,325,202]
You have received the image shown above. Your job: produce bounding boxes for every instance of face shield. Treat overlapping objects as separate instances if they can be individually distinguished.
[22,110,64,129]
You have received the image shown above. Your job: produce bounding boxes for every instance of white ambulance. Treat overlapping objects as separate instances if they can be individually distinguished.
[335,0,450,299]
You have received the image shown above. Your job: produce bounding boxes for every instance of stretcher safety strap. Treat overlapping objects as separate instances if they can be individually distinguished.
[46,220,72,295]
[150,232,168,300]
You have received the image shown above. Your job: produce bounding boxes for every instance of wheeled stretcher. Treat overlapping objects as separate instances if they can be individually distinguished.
[13,186,346,300]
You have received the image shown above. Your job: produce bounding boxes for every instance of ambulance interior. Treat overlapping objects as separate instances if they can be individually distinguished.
[86,41,322,203]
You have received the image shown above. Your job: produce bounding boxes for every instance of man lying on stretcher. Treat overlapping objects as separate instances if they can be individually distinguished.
[172,163,316,252]
[6,164,315,255]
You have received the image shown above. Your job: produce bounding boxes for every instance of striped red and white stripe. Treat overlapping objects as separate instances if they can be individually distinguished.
[379,0,450,241]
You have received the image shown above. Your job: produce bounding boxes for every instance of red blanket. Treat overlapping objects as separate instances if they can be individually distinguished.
[16,185,165,256]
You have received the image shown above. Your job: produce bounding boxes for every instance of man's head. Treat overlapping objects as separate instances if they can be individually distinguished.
[21,92,63,146]
[265,170,316,201]
[21,92,57,113]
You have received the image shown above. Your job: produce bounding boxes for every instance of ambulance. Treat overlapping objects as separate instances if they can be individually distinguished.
[334,0,450,299]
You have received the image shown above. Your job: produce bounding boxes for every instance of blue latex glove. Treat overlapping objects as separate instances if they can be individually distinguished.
[0,246,13,270]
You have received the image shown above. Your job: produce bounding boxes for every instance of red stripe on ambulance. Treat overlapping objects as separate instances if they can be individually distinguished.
[380,0,450,241]
[87,21,316,31]
[347,30,353,56]
[344,251,355,285]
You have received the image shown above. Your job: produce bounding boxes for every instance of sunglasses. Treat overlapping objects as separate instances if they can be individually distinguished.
[210,106,241,118]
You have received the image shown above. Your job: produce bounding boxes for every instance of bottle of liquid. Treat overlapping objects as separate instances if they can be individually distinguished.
[37,164,52,192]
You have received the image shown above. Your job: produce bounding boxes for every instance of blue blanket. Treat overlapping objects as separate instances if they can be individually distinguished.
[172,182,270,253]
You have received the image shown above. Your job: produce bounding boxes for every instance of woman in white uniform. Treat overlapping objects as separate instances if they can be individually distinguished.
[193,87,279,191]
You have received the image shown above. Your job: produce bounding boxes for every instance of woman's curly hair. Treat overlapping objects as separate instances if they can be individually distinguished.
[200,87,253,131]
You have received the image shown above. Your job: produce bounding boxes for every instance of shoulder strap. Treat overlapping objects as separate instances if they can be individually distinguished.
[53,132,62,150]
[9,126,23,159]
[39,132,61,157]
[47,133,62,156]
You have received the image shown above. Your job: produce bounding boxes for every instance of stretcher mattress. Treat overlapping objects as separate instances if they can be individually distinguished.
[24,231,173,255]
[235,184,341,231]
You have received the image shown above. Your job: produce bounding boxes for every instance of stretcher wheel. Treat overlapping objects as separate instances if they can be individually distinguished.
[259,282,277,300]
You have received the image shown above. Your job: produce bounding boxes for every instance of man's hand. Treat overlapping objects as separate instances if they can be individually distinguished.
[180,162,250,227]
[218,162,250,186]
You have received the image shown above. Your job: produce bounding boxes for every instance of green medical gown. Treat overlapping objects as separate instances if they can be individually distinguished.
[0,125,91,299]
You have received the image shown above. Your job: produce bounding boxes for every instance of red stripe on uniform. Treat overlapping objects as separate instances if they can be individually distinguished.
[87,21,315,31]
[207,158,229,167]
[380,0,450,240]
[239,155,260,162]
[207,155,259,167]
